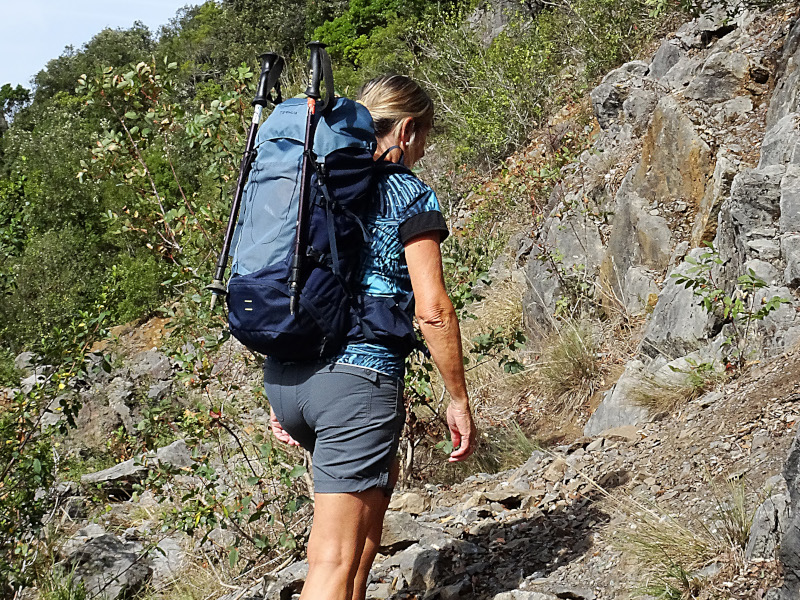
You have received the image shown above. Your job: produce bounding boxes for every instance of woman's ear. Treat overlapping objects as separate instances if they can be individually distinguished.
[398,117,415,149]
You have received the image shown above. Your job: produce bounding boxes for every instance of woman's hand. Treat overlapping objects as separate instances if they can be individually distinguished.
[270,408,300,446]
[446,403,477,462]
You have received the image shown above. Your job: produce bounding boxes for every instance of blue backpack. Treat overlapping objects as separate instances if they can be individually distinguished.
[226,96,418,360]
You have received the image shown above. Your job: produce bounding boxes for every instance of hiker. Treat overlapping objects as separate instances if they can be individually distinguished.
[263,74,477,600]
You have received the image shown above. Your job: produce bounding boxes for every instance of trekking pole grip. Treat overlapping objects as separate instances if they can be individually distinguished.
[254,53,284,107]
[305,41,326,99]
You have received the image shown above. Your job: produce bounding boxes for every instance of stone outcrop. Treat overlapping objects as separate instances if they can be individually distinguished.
[521,3,800,434]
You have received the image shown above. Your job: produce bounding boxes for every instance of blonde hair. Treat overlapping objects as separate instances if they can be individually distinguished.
[356,75,434,140]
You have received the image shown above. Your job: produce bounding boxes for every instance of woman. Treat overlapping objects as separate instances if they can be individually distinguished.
[264,75,476,600]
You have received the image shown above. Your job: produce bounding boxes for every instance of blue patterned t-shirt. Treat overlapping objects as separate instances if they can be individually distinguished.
[333,172,449,379]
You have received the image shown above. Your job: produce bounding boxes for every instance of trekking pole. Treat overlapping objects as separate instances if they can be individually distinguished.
[288,41,330,316]
[207,52,284,311]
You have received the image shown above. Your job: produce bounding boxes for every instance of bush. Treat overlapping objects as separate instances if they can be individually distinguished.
[103,250,168,324]
[0,226,104,351]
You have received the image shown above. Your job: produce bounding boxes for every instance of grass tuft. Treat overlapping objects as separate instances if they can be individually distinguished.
[537,319,603,412]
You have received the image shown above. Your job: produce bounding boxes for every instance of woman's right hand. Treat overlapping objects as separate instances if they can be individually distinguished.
[446,403,477,462]
[270,408,300,446]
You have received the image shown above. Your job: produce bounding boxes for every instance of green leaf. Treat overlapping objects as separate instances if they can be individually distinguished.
[124,111,137,120]
[32,459,41,474]
[288,465,307,479]
[228,547,239,568]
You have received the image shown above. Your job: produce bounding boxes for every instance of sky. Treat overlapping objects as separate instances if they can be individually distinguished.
[1,0,200,89]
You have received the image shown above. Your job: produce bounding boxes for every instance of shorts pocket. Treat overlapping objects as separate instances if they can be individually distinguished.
[314,365,376,427]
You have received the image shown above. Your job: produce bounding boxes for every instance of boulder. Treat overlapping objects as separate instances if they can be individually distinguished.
[65,534,152,600]
[639,252,715,360]
[685,51,750,102]
[767,16,800,127]
[397,544,446,590]
[590,61,649,129]
[778,425,800,598]
[584,361,653,436]
[759,113,800,169]
[745,493,789,561]
[649,40,685,80]
[128,349,172,382]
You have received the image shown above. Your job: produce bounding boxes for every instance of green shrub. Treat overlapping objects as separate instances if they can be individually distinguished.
[0,226,104,350]
[103,250,168,324]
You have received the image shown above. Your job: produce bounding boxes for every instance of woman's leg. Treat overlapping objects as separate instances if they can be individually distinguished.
[350,460,399,600]
[300,488,389,600]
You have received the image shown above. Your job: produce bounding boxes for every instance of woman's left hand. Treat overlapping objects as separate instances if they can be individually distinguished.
[270,408,300,446]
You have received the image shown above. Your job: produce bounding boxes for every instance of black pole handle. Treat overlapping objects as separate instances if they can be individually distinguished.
[253,53,284,107]
[305,41,325,99]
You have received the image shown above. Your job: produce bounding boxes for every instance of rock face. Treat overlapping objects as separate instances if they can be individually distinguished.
[521,4,800,434]
[64,533,152,600]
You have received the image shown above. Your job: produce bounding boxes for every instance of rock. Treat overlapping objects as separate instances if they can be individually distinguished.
[65,534,152,600]
[649,40,684,80]
[685,51,749,102]
[81,440,194,495]
[397,544,446,590]
[691,150,738,246]
[622,267,661,316]
[584,361,653,436]
[600,425,640,443]
[778,424,800,598]
[630,96,713,214]
[263,561,308,599]
[781,167,800,234]
[147,380,172,401]
[622,89,659,134]
[767,18,800,127]
[381,511,437,552]
[745,493,789,560]
[62,523,107,557]
[782,234,800,287]
[389,492,430,515]
[493,592,558,600]
[639,251,715,360]
[590,61,649,129]
[713,96,753,124]
[544,459,568,482]
[14,351,38,376]
[439,578,473,600]
[150,536,187,587]
[128,349,172,382]
[759,113,800,169]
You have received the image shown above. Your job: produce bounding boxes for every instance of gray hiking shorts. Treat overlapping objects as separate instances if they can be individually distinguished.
[263,360,405,493]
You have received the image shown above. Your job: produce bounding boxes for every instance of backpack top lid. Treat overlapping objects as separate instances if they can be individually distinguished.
[255,96,377,157]
[229,96,378,277]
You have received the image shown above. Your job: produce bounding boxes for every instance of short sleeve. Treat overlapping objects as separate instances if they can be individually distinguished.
[392,174,450,245]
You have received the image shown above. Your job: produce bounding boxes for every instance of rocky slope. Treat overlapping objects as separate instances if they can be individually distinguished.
[22,2,800,600]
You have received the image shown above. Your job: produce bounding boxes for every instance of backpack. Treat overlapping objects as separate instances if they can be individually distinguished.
[226,96,419,361]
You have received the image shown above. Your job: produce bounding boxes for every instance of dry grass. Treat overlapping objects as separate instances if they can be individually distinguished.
[459,277,534,408]
[632,377,704,414]
[606,476,765,599]
[536,319,603,413]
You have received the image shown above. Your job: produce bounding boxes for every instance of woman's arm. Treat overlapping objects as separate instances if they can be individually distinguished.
[405,232,476,462]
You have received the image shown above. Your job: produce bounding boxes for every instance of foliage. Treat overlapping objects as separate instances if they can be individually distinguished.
[672,245,791,368]
[0,311,109,595]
